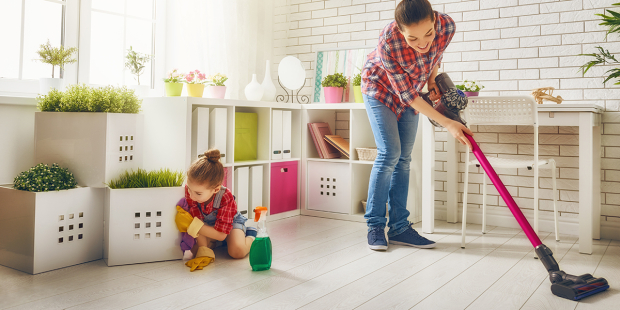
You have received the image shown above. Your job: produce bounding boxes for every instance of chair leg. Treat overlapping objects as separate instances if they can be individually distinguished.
[551,159,559,241]
[482,170,487,234]
[461,151,470,248]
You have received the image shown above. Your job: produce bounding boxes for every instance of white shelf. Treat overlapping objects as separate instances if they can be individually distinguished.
[352,160,375,165]
[306,158,351,163]
[232,160,271,166]
[271,158,301,163]
[301,103,366,110]
[187,97,301,109]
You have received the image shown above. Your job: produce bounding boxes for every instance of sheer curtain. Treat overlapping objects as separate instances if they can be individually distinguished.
[165,0,274,99]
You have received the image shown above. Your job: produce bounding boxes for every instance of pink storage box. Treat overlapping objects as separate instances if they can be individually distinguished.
[270,161,298,215]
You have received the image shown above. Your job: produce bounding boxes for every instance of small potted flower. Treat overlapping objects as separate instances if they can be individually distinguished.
[163,69,183,96]
[207,73,228,99]
[183,70,208,97]
[455,80,484,97]
[34,40,78,95]
[322,73,348,103]
[352,72,363,103]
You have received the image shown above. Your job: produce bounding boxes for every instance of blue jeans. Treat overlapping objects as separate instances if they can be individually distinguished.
[363,94,419,237]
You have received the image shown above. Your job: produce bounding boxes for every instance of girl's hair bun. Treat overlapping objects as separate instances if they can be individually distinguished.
[204,149,221,163]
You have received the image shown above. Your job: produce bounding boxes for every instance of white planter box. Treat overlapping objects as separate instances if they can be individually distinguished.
[34,112,144,188]
[104,186,184,266]
[0,186,104,274]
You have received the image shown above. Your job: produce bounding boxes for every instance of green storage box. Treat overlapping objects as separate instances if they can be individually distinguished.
[234,112,258,161]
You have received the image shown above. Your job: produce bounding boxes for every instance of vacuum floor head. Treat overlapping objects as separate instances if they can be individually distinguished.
[551,274,609,301]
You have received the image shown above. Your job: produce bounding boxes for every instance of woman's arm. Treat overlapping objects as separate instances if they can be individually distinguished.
[409,96,473,150]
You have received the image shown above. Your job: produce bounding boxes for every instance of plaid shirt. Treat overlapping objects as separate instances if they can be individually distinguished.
[185,185,237,235]
[362,11,455,120]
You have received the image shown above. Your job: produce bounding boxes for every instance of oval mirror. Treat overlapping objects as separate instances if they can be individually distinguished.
[278,56,306,90]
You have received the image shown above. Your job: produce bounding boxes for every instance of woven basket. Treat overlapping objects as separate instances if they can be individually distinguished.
[356,147,377,161]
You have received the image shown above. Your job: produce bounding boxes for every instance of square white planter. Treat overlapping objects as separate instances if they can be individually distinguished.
[34,112,144,188]
[0,185,104,274]
[104,186,184,266]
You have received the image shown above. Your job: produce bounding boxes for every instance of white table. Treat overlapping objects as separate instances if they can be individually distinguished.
[422,103,603,255]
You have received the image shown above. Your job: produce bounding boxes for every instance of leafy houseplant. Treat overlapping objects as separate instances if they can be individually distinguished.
[207,73,228,99]
[455,80,484,96]
[322,73,348,103]
[37,84,141,113]
[579,3,620,85]
[125,46,152,86]
[352,72,363,103]
[163,69,183,97]
[107,168,185,189]
[35,40,78,95]
[13,163,77,192]
[183,70,208,97]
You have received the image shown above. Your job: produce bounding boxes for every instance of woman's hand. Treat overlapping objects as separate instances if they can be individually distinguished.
[445,120,474,150]
[427,81,441,101]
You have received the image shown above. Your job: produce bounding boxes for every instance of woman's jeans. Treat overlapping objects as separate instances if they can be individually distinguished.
[363,94,419,237]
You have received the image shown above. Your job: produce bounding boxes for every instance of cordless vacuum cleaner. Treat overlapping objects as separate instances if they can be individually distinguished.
[423,73,610,301]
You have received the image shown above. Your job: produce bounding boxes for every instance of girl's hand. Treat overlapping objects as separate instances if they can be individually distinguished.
[427,81,441,101]
[445,120,474,150]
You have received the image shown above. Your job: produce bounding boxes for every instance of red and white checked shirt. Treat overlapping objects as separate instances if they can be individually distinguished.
[185,185,237,235]
[362,11,455,120]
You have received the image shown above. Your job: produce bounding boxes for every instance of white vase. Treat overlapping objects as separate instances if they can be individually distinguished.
[261,60,277,101]
[39,78,63,95]
[244,74,264,101]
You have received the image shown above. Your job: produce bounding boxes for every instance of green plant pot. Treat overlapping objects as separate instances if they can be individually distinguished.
[353,85,363,103]
[165,83,183,96]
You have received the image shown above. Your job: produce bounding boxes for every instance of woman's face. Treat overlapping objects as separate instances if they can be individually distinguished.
[187,179,220,204]
[400,17,436,53]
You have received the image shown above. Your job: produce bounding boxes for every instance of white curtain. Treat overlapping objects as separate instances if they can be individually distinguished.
[165,0,274,99]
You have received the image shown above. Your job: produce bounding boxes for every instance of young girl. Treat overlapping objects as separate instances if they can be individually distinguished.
[175,149,257,271]
[361,0,473,251]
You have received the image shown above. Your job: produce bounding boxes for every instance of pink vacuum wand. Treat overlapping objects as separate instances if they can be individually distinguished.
[428,73,609,301]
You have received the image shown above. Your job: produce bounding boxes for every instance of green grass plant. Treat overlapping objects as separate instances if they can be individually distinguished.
[107,168,185,189]
[37,84,141,113]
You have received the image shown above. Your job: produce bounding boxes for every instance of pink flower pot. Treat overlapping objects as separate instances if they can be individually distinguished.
[207,86,226,99]
[464,91,479,97]
[324,87,344,103]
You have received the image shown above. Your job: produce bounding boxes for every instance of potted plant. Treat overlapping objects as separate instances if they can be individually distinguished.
[322,73,348,103]
[36,84,144,187]
[0,164,104,274]
[34,40,78,95]
[104,168,185,266]
[207,73,228,99]
[579,3,620,86]
[163,69,183,97]
[183,70,208,97]
[125,46,152,97]
[352,72,363,103]
[455,80,484,96]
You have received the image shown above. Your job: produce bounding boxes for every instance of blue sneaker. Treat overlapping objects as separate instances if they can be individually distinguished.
[389,224,436,249]
[245,227,258,239]
[368,226,388,251]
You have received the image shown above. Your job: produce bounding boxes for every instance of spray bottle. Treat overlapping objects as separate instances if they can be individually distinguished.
[249,206,272,271]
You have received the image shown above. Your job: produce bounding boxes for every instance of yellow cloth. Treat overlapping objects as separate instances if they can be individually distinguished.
[185,246,215,272]
[175,205,204,238]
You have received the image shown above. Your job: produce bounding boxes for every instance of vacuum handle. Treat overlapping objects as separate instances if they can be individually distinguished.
[434,73,456,94]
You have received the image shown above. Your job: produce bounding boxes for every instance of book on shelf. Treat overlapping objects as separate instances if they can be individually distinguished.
[307,123,341,159]
[324,135,350,158]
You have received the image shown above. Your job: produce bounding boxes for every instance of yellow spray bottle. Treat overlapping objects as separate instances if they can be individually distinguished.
[249,206,272,271]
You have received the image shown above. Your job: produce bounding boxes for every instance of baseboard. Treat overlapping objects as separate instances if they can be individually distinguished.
[267,209,301,222]
[435,206,620,241]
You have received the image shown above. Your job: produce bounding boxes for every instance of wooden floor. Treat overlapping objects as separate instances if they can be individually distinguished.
[1,216,619,310]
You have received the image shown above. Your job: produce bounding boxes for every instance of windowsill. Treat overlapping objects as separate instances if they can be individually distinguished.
[0,95,38,106]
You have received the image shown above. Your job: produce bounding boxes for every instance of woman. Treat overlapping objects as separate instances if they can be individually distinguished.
[361,0,473,251]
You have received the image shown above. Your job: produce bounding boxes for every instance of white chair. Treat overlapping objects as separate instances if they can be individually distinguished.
[460,96,559,248]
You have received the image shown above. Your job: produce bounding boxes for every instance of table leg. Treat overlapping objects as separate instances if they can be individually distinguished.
[447,135,459,223]
[579,112,597,254]
[422,117,435,233]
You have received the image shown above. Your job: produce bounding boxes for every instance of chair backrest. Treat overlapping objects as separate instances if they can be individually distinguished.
[464,96,538,126]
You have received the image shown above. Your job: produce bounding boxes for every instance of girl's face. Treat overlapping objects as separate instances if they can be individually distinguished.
[187,179,220,204]
[400,17,436,54]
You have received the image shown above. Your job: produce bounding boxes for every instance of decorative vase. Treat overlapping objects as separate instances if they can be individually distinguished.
[207,86,226,99]
[164,82,183,96]
[353,86,363,103]
[324,87,344,103]
[245,74,264,101]
[464,91,479,97]
[186,84,205,97]
[39,78,63,95]
[261,60,277,101]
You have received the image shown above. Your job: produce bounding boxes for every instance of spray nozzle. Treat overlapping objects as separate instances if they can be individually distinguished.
[253,206,268,222]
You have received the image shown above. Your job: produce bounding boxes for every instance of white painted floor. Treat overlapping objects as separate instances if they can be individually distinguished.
[1,216,618,310]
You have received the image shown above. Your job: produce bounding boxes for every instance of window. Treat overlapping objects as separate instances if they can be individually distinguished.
[88,0,155,87]
[0,0,66,80]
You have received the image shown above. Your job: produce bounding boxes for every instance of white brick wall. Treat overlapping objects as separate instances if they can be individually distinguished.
[273,1,620,224]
